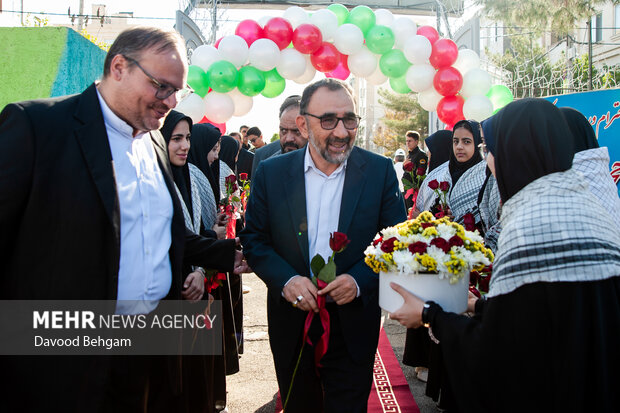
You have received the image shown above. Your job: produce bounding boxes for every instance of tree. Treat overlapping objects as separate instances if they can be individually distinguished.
[475,0,617,35]
[374,88,428,156]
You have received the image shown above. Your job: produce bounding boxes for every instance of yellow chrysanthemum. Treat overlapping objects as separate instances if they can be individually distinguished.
[382,253,395,265]
[422,227,439,238]
[416,254,437,272]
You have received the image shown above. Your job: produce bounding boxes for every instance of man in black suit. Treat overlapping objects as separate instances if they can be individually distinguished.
[241,79,406,412]
[0,27,246,412]
[231,131,254,180]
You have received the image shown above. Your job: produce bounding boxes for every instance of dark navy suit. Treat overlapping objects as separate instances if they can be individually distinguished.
[241,146,406,412]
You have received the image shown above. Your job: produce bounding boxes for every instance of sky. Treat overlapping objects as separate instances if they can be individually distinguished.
[11,1,437,137]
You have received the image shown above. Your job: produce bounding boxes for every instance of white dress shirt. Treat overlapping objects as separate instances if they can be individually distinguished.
[97,91,174,314]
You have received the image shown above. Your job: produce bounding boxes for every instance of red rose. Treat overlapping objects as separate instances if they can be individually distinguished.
[329,232,350,253]
[462,213,476,231]
[448,235,464,248]
[416,167,426,176]
[373,236,383,247]
[225,174,237,185]
[469,285,481,299]
[239,172,248,181]
[430,237,451,253]
[380,237,398,253]
[469,270,480,286]
[408,241,427,254]
[403,162,414,172]
[478,274,491,293]
[439,181,450,192]
[428,179,439,190]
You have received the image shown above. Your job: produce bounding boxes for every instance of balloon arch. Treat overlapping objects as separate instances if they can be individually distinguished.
[176,4,514,130]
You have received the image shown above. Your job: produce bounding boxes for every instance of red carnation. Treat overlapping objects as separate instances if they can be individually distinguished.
[373,236,383,247]
[430,237,451,253]
[329,232,350,253]
[408,241,427,254]
[428,179,439,190]
[239,172,248,181]
[462,213,476,231]
[421,222,434,229]
[403,162,414,172]
[448,235,464,248]
[416,167,426,176]
[439,181,450,192]
[380,237,398,253]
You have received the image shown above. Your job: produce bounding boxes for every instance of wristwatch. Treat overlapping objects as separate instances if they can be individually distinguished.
[422,301,435,328]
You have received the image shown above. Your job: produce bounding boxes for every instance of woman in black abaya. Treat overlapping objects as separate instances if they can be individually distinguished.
[391,98,620,413]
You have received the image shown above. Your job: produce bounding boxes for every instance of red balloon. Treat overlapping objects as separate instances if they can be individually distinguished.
[444,123,454,131]
[214,37,223,48]
[417,26,440,45]
[326,55,350,80]
[433,67,463,97]
[292,23,323,54]
[199,116,226,134]
[311,42,341,73]
[437,96,465,126]
[235,20,264,47]
[263,17,294,50]
[430,38,459,68]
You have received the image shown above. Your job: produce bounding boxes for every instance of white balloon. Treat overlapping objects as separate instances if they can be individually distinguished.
[463,95,494,121]
[461,68,492,98]
[293,56,316,84]
[348,46,377,78]
[403,35,432,65]
[310,9,339,42]
[175,93,206,124]
[204,92,234,123]
[374,9,394,27]
[228,89,254,117]
[334,24,364,56]
[248,38,281,71]
[452,49,480,76]
[276,48,307,79]
[391,17,417,49]
[191,45,221,72]
[366,66,387,86]
[418,88,443,112]
[405,64,436,92]
[283,6,309,29]
[217,35,249,68]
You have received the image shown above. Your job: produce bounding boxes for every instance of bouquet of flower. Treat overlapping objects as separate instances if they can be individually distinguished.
[221,174,240,238]
[238,172,250,213]
[364,211,494,284]
[427,179,450,218]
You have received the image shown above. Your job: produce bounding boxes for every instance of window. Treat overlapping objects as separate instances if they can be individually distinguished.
[591,13,603,42]
[615,5,620,34]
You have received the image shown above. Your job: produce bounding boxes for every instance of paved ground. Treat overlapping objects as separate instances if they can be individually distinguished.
[227,273,440,413]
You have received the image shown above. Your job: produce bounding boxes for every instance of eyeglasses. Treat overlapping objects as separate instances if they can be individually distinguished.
[478,142,488,159]
[302,112,361,130]
[123,55,193,101]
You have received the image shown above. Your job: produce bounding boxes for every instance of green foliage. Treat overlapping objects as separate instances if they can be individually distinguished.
[271,133,279,143]
[374,88,428,155]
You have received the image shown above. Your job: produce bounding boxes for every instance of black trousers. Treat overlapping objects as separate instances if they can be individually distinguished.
[275,304,375,413]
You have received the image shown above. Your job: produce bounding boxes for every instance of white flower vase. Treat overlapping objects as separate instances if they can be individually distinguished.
[379,271,470,314]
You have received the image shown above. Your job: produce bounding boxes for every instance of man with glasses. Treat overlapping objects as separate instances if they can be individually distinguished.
[0,26,247,412]
[241,78,406,412]
[246,126,265,151]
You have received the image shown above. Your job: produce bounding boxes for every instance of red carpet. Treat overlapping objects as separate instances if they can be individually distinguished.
[275,328,420,412]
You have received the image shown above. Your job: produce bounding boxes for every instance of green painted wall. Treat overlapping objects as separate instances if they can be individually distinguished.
[0,27,67,109]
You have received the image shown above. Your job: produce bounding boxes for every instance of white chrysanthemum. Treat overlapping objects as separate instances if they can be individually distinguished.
[436,223,457,239]
[382,227,399,239]
[392,249,416,273]
[465,230,484,243]
[470,250,490,266]
[364,245,378,257]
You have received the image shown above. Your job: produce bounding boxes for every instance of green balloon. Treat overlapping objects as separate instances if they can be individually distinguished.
[207,60,238,93]
[327,3,349,26]
[261,69,286,98]
[187,65,209,97]
[346,5,376,35]
[389,75,411,94]
[365,25,395,55]
[379,49,410,78]
[486,84,514,113]
[237,66,266,97]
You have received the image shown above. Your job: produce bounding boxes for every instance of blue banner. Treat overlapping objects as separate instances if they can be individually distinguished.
[544,88,620,195]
